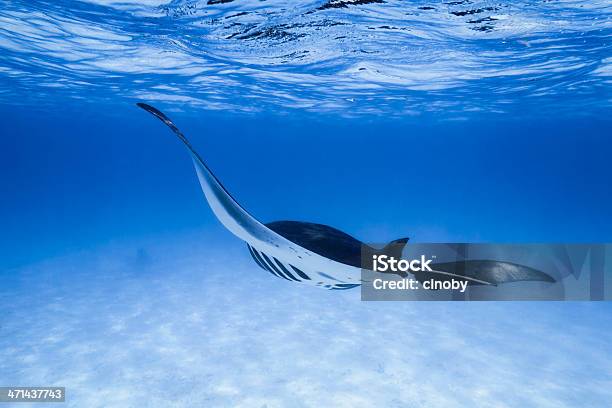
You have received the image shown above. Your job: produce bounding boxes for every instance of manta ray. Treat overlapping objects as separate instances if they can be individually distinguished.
[137,103,555,290]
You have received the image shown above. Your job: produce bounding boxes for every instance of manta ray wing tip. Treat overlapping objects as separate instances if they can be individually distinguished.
[136,102,158,115]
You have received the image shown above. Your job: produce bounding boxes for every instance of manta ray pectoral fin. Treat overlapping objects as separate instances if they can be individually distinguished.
[418,260,556,287]
[137,103,368,290]
[136,102,268,242]
[415,269,497,286]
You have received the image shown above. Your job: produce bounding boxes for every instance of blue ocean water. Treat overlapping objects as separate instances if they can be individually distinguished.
[1,1,612,407]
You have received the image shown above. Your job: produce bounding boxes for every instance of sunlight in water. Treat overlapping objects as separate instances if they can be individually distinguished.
[0,0,611,116]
